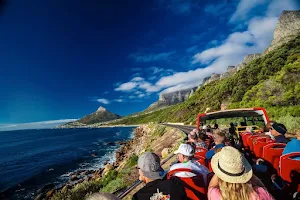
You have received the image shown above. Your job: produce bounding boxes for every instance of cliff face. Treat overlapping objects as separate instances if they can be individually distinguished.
[266,10,300,53]
[146,87,197,111]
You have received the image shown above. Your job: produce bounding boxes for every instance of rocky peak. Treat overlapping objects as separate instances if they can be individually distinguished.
[96,106,107,112]
[202,73,221,85]
[236,53,262,71]
[266,10,300,53]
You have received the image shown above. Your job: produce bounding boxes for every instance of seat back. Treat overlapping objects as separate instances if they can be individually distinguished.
[247,135,259,151]
[280,153,300,182]
[241,133,252,148]
[195,147,208,157]
[263,143,286,171]
[195,155,207,168]
[253,137,274,158]
[168,168,207,200]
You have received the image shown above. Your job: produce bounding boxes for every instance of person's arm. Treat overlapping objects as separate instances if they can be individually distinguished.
[208,174,219,189]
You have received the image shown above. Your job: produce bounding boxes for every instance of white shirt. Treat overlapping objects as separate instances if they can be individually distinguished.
[169,160,209,185]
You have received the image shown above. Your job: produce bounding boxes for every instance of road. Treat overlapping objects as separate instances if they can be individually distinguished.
[162,124,196,135]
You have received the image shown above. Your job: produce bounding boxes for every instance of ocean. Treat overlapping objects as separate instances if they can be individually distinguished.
[0,127,136,199]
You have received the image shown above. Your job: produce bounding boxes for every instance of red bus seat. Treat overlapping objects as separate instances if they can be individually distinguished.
[263,143,286,172]
[195,147,208,157]
[253,137,274,158]
[247,135,259,151]
[168,168,207,200]
[280,153,300,192]
[194,155,207,168]
[241,133,252,148]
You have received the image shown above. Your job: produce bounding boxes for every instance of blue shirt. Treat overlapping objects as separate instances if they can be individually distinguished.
[205,143,225,160]
[282,139,300,160]
[274,135,289,144]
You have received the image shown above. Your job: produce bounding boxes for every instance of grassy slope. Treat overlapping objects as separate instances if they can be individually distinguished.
[114,35,300,132]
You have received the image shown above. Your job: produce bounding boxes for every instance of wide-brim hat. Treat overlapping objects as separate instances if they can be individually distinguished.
[211,146,252,183]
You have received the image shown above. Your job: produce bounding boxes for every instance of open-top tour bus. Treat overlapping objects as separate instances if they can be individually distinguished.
[197,107,270,136]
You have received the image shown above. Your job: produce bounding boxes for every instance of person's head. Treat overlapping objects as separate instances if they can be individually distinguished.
[188,132,198,142]
[137,152,164,183]
[186,141,196,152]
[198,133,207,142]
[86,193,120,200]
[211,146,254,200]
[270,122,287,137]
[213,129,226,144]
[174,144,194,163]
[214,124,219,129]
[230,123,234,127]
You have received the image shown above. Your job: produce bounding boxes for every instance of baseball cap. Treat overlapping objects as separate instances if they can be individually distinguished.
[174,144,195,157]
[137,152,164,180]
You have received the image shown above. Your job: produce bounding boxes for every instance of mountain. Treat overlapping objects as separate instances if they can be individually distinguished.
[77,106,121,125]
[145,87,197,112]
[112,10,300,133]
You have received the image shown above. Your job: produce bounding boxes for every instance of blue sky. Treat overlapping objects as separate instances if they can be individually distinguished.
[0,0,299,130]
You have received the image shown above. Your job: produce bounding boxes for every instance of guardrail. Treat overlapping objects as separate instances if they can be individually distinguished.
[117,153,176,199]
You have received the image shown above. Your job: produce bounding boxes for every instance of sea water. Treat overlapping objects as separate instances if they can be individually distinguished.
[0,127,136,199]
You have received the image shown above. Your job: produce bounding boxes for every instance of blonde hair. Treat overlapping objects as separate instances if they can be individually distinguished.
[218,178,258,200]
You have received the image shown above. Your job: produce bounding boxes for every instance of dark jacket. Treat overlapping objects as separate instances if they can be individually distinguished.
[132,179,187,200]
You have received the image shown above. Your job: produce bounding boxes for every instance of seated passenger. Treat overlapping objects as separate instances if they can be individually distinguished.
[270,122,289,144]
[206,129,226,160]
[282,131,300,160]
[214,123,219,130]
[170,144,209,185]
[208,146,274,200]
[197,132,208,149]
[188,132,207,149]
[133,152,187,200]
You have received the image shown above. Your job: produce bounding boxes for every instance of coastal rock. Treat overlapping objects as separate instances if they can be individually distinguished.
[34,193,44,200]
[36,183,55,194]
[91,153,98,157]
[102,164,113,176]
[70,175,80,182]
[46,190,55,198]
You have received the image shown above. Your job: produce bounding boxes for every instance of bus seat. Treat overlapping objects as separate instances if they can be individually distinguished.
[247,135,259,151]
[263,143,286,172]
[253,137,274,158]
[280,153,300,192]
[167,168,207,200]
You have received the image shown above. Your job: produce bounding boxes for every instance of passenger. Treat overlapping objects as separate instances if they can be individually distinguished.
[206,129,226,160]
[282,131,300,160]
[229,122,236,136]
[208,146,275,200]
[188,132,206,149]
[170,144,209,185]
[133,152,187,200]
[269,122,289,144]
[86,193,120,200]
[197,132,208,149]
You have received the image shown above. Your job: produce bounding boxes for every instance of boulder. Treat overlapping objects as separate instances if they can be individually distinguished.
[46,190,55,198]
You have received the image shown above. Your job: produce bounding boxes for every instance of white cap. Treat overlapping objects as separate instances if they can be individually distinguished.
[202,125,207,130]
[174,144,194,156]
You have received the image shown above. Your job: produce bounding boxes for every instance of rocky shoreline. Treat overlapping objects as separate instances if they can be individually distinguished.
[34,126,147,200]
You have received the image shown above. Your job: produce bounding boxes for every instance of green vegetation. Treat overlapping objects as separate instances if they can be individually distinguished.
[113,34,300,133]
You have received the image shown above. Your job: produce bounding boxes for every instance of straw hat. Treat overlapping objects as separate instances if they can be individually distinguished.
[211,146,252,183]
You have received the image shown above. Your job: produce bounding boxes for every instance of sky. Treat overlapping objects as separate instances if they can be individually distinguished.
[0,0,299,131]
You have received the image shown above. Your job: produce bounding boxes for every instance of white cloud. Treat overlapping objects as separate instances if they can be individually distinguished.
[96,98,110,104]
[230,0,267,23]
[114,99,123,102]
[139,82,161,92]
[131,77,144,82]
[0,119,77,132]
[153,0,296,93]
[115,82,138,92]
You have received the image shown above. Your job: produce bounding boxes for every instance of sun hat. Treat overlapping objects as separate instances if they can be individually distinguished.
[211,146,252,183]
[271,122,287,135]
[174,144,195,157]
[137,152,164,180]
